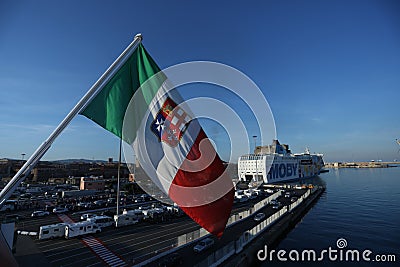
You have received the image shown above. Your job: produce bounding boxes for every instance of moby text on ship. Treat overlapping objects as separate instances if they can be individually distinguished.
[238,140,324,184]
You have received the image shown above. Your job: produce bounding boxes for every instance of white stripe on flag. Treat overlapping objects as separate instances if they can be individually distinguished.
[130,80,201,194]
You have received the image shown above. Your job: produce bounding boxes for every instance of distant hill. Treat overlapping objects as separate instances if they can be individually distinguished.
[53,159,109,164]
[2,158,110,164]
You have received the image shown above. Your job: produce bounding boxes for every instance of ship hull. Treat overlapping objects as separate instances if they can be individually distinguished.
[238,144,324,184]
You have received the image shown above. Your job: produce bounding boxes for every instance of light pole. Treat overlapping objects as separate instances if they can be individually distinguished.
[253,135,258,184]
[21,153,26,161]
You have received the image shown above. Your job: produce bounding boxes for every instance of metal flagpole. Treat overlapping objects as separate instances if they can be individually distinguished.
[116,138,122,216]
[0,34,143,206]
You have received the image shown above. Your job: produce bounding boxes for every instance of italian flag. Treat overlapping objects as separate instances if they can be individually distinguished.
[80,43,234,237]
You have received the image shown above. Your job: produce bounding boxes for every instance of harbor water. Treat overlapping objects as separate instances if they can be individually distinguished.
[261,167,400,266]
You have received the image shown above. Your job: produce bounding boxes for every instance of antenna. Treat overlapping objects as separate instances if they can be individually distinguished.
[396,139,400,154]
[253,135,257,154]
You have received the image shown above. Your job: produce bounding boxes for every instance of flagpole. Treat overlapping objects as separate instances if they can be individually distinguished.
[0,34,143,206]
[116,138,122,216]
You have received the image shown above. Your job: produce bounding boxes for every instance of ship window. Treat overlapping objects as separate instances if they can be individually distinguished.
[54,229,59,232]
[43,230,49,234]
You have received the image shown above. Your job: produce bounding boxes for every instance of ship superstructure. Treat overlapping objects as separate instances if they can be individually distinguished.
[238,140,324,184]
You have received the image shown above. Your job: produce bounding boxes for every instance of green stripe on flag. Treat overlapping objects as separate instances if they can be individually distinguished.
[80,44,166,142]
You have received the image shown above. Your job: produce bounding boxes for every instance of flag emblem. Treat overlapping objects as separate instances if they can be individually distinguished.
[150,97,191,147]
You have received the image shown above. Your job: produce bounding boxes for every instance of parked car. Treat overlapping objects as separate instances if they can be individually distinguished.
[107,198,116,204]
[152,203,167,211]
[45,205,56,213]
[77,202,89,208]
[20,193,32,199]
[254,213,265,221]
[285,192,291,198]
[249,192,258,199]
[53,207,68,214]
[265,189,274,194]
[65,204,75,211]
[93,200,106,207]
[81,213,96,220]
[237,195,249,203]
[134,197,145,203]
[193,238,214,253]
[270,199,279,205]
[272,203,282,210]
[291,197,298,202]
[31,210,50,217]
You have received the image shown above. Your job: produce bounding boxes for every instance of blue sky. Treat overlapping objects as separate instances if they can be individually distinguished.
[0,0,399,163]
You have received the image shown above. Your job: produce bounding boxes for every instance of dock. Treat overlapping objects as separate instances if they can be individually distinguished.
[325,161,399,168]
[8,185,325,266]
[139,185,325,267]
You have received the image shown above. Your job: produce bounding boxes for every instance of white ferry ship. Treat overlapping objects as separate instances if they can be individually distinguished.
[238,140,324,184]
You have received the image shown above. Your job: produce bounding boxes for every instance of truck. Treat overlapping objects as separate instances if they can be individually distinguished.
[146,208,164,218]
[114,214,139,227]
[39,223,68,240]
[65,221,101,238]
[87,215,114,228]
[122,209,145,221]
[26,187,42,194]
[145,208,167,222]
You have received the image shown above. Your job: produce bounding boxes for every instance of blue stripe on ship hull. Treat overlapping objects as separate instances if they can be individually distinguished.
[265,173,319,184]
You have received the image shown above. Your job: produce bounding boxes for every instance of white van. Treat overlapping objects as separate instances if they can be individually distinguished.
[114,214,139,227]
[87,215,114,228]
[122,209,145,221]
[39,223,68,240]
[234,190,244,198]
[65,221,101,238]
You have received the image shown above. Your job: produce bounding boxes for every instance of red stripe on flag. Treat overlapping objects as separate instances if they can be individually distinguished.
[169,129,234,237]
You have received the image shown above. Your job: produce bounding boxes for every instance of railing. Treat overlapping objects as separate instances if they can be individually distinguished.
[194,188,321,267]
[177,190,282,246]
[194,207,288,267]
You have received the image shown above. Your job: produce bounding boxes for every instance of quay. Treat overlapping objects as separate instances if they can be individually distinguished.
[226,186,325,266]
[325,161,399,168]
[140,185,325,267]
[4,184,324,266]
